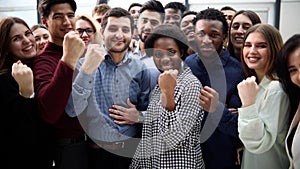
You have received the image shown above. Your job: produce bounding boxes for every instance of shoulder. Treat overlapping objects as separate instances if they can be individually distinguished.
[178,68,203,88]
[264,79,287,97]
[185,53,198,63]
[223,50,243,70]
[129,57,149,72]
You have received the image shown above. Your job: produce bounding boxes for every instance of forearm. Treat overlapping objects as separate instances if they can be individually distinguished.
[35,60,73,124]
[161,91,175,111]
[72,70,94,114]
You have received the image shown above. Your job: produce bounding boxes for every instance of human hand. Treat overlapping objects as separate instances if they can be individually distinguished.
[11,60,34,98]
[81,44,105,75]
[158,69,178,94]
[61,31,85,70]
[109,99,140,125]
[237,76,258,107]
[129,39,138,52]
[199,86,219,112]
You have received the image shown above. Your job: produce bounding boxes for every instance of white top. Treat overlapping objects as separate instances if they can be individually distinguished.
[238,76,290,169]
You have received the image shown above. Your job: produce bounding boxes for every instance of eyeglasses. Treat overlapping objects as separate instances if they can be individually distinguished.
[76,28,95,36]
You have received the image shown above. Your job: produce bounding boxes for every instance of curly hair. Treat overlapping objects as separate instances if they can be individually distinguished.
[193,8,228,36]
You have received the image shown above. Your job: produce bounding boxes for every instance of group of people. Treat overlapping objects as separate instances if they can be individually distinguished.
[0,0,299,169]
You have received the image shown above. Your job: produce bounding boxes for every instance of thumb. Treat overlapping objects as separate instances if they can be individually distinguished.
[127,98,136,108]
[94,32,103,46]
[250,76,256,82]
[170,69,178,78]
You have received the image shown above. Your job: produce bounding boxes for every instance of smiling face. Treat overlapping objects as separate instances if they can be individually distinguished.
[32,27,50,54]
[102,16,132,53]
[194,19,224,58]
[9,23,36,60]
[180,14,196,42]
[42,3,75,46]
[243,32,269,77]
[153,37,182,72]
[230,14,253,51]
[137,10,162,42]
[288,47,300,87]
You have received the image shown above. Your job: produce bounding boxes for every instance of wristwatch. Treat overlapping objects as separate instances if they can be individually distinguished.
[137,111,145,123]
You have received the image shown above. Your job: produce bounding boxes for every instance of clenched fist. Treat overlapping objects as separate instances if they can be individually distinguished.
[81,44,105,75]
[61,31,85,70]
[237,76,258,107]
[158,69,178,111]
[158,69,178,94]
[11,60,34,98]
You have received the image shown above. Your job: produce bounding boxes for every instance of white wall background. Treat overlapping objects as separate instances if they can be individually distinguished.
[0,0,299,41]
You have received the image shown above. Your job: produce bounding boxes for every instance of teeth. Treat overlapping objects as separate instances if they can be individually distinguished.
[24,45,33,51]
[235,37,244,41]
[187,32,194,35]
[249,57,258,62]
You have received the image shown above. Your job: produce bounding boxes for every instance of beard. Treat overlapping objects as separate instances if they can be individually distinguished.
[107,41,131,53]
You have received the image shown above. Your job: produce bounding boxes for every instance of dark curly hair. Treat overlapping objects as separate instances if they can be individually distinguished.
[193,8,228,36]
[144,24,189,61]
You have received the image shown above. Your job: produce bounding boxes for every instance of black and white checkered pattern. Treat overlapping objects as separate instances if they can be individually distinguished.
[130,67,205,169]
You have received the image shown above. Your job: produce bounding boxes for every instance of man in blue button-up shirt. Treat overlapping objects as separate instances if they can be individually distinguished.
[185,8,245,169]
[71,7,151,169]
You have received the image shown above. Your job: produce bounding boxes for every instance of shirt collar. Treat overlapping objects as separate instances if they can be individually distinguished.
[259,76,272,89]
[104,51,132,66]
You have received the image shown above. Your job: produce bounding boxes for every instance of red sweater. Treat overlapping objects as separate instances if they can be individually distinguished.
[33,41,84,139]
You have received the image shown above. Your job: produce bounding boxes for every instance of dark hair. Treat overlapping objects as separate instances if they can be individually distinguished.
[220,6,236,12]
[101,7,134,35]
[38,0,77,18]
[128,3,142,11]
[276,34,300,122]
[145,24,189,61]
[182,11,197,19]
[193,8,228,36]
[227,10,261,59]
[139,0,165,22]
[164,2,186,15]
[241,24,283,80]
[0,17,32,74]
[30,24,48,32]
[92,4,111,16]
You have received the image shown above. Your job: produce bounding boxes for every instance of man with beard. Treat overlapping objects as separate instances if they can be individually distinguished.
[71,7,151,169]
[134,0,165,89]
[185,8,244,169]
